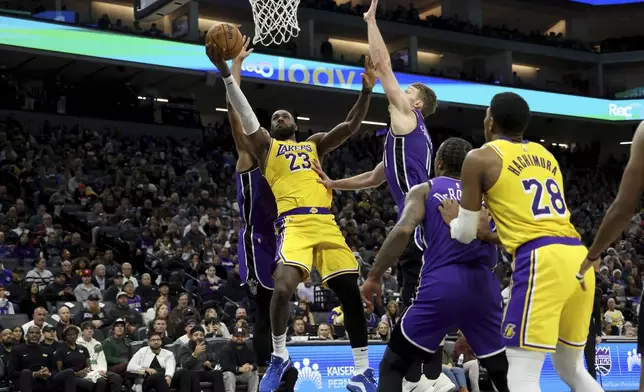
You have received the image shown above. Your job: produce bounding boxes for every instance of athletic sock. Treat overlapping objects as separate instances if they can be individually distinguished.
[272,332,289,361]
[352,347,369,375]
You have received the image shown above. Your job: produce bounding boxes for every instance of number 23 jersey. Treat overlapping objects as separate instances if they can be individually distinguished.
[483,139,580,256]
[264,139,332,215]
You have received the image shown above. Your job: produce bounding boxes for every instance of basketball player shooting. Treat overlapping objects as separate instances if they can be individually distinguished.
[226,37,279,377]
[577,120,644,392]
[440,92,603,392]
[206,44,379,392]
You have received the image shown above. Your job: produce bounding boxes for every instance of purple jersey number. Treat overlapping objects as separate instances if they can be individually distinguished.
[285,152,311,172]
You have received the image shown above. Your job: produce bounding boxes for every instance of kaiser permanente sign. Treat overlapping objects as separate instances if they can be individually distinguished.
[1,15,643,122]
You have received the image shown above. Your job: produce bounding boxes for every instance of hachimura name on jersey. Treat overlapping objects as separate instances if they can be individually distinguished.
[485,139,594,353]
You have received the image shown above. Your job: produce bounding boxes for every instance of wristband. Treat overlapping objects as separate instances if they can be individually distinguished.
[576,273,585,282]
[362,87,373,94]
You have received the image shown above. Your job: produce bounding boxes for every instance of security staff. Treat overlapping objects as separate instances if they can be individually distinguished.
[54,325,108,392]
[584,275,603,380]
[9,325,76,392]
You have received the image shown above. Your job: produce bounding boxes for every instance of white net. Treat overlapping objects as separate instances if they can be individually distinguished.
[248,0,301,46]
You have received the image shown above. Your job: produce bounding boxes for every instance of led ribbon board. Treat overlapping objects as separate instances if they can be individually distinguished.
[1,15,643,121]
[570,0,644,5]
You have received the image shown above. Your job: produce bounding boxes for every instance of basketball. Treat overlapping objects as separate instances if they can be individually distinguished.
[206,23,244,61]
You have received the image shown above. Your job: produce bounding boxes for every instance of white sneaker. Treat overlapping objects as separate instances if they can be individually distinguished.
[402,375,435,392]
[433,373,457,392]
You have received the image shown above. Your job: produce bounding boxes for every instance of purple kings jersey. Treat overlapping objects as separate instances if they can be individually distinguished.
[383,109,433,250]
[422,176,497,273]
[235,167,277,233]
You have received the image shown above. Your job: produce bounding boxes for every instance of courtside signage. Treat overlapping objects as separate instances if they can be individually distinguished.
[0,15,642,121]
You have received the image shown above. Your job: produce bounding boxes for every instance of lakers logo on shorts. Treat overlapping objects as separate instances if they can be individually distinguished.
[503,324,516,339]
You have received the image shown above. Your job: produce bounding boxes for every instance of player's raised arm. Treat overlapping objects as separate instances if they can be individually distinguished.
[206,42,271,166]
[227,37,254,169]
[578,121,644,277]
[307,57,376,156]
[312,161,385,191]
[363,0,416,131]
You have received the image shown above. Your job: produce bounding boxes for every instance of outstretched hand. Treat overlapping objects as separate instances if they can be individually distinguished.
[234,36,254,64]
[476,207,492,240]
[363,0,378,22]
[361,55,378,89]
[312,160,335,190]
[205,41,230,76]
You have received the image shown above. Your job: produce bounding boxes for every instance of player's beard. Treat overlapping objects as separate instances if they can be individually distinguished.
[272,124,296,140]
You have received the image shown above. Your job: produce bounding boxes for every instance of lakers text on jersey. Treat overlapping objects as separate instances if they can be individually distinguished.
[265,139,358,282]
[484,139,594,352]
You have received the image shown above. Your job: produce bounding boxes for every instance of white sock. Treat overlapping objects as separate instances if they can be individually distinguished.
[352,347,369,375]
[272,332,289,361]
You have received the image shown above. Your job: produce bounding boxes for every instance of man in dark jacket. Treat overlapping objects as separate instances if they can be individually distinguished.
[42,272,75,304]
[220,328,259,392]
[177,325,225,391]
[103,273,125,303]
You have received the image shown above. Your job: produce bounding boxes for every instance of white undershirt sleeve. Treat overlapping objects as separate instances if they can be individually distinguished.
[222,75,260,135]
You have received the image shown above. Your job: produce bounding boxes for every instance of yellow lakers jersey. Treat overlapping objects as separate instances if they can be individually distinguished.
[264,139,332,215]
[484,139,580,256]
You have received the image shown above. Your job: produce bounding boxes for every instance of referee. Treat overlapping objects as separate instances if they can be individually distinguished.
[584,273,602,380]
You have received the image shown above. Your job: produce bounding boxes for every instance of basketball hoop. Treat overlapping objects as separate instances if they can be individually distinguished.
[248,0,301,46]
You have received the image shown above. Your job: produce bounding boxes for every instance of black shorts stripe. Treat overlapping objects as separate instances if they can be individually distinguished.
[394,137,409,193]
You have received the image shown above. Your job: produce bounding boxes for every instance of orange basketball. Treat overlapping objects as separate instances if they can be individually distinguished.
[206,23,244,61]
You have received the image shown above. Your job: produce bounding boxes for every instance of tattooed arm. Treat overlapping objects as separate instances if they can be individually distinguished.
[369,183,429,279]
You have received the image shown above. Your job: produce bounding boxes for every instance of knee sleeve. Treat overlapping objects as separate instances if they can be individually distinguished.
[506,347,545,392]
[551,343,603,392]
[326,273,368,348]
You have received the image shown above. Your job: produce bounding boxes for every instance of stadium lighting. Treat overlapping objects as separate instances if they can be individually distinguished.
[155,98,169,103]
[362,121,387,126]
[620,141,633,145]
[215,108,228,112]
[137,96,147,100]
[540,139,545,142]
[297,116,310,121]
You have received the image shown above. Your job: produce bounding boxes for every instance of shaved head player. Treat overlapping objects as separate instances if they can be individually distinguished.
[442,92,602,392]
[577,121,644,392]
[206,44,379,392]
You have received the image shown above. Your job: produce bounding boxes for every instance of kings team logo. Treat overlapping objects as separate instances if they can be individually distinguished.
[595,346,612,376]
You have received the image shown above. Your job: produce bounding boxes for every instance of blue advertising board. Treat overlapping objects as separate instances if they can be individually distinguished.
[1,15,644,121]
[288,341,640,391]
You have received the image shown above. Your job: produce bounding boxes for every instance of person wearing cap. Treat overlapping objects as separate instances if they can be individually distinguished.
[40,325,61,353]
[102,318,132,375]
[10,325,76,392]
[220,328,259,392]
[55,325,108,392]
[104,272,125,303]
[173,319,197,346]
[73,294,111,329]
[177,325,225,391]
[108,291,142,325]
[77,321,123,392]
[74,269,103,306]
[127,330,194,392]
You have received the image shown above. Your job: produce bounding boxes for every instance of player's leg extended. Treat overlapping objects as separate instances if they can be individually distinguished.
[554,245,603,392]
[503,242,569,392]
[261,216,313,392]
[252,284,273,366]
[459,266,509,392]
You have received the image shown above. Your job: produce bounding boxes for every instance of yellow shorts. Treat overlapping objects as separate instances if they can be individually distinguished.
[275,208,359,283]
[502,237,595,352]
